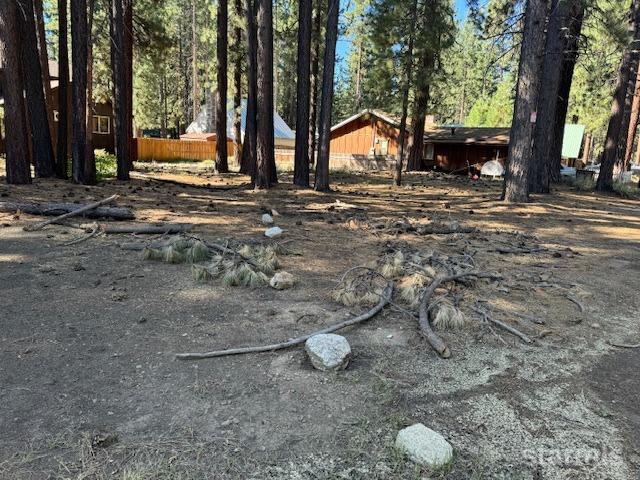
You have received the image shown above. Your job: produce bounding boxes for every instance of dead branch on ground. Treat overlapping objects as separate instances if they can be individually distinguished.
[22,195,121,231]
[472,305,533,344]
[175,283,394,360]
[1,197,133,224]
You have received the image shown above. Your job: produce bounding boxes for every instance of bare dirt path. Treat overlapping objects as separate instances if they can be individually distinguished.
[1,170,638,479]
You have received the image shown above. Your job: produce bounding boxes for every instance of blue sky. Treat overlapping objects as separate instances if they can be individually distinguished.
[336,0,469,67]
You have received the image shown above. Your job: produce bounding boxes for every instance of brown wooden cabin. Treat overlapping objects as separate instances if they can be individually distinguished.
[328,110,508,173]
[0,60,115,156]
[423,126,509,173]
[330,110,401,157]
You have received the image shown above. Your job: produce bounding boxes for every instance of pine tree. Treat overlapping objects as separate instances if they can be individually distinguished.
[596,0,640,191]
[57,0,70,178]
[18,0,56,177]
[0,0,31,184]
[503,0,550,202]
[216,0,230,173]
[314,0,339,192]
[255,0,276,188]
[293,0,312,187]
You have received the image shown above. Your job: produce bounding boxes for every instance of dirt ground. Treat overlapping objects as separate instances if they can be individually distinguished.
[1,164,639,479]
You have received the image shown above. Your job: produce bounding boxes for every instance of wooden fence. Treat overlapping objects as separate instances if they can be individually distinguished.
[135,137,234,162]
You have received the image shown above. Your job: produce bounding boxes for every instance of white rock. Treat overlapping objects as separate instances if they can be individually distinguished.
[269,271,295,290]
[261,213,274,225]
[395,423,453,468]
[264,226,283,238]
[305,334,351,371]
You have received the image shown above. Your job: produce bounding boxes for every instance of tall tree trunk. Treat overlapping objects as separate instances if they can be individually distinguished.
[394,0,418,187]
[18,0,56,177]
[529,0,571,193]
[191,0,199,121]
[407,51,434,171]
[255,0,276,188]
[71,0,90,183]
[34,0,56,139]
[216,0,229,172]
[293,0,312,186]
[233,0,243,168]
[57,0,70,178]
[124,0,133,171]
[617,63,639,170]
[308,0,321,166]
[0,0,31,184]
[596,0,640,191]
[548,5,583,182]
[314,0,338,192]
[502,0,550,202]
[240,0,257,176]
[624,67,640,169]
[111,0,131,180]
[84,0,96,183]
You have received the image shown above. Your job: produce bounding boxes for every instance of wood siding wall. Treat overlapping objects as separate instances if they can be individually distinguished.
[431,144,508,172]
[330,117,399,156]
[135,137,234,162]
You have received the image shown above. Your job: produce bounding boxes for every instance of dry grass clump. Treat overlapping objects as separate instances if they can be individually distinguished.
[429,297,467,329]
[144,236,285,288]
[143,237,211,264]
[332,277,384,307]
[397,272,428,306]
[378,250,405,278]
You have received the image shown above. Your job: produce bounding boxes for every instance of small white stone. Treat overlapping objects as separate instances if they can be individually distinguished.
[269,271,296,290]
[261,213,274,224]
[395,423,453,468]
[305,334,351,371]
[265,226,283,238]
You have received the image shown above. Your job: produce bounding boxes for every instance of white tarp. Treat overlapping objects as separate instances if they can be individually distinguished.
[186,99,295,141]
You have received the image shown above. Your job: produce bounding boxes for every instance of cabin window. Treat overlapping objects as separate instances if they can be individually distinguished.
[93,115,110,135]
[379,140,388,156]
[424,143,434,160]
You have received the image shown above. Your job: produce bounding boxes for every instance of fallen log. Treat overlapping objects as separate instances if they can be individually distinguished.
[1,199,134,223]
[175,283,394,360]
[101,223,194,234]
[23,195,121,231]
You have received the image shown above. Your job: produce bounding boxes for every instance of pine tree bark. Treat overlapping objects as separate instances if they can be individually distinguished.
[529,0,569,193]
[18,0,56,177]
[111,0,131,180]
[308,0,321,167]
[57,0,70,178]
[233,0,243,168]
[596,0,640,191]
[240,0,257,176]
[216,0,229,172]
[548,5,583,182]
[0,0,31,184]
[124,0,133,171]
[255,0,276,188]
[394,0,418,187]
[71,0,91,183]
[293,0,312,187]
[618,63,639,170]
[84,0,96,183]
[314,0,339,192]
[34,0,56,139]
[624,67,640,169]
[503,0,550,202]
[407,52,434,172]
[191,0,199,121]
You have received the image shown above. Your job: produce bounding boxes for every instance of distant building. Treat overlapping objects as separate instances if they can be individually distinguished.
[328,109,586,173]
